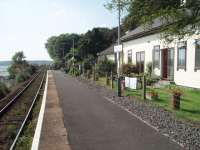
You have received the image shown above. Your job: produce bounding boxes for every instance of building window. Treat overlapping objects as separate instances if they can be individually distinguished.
[177,41,187,70]
[153,45,160,69]
[195,39,200,70]
[128,50,132,64]
[136,51,145,73]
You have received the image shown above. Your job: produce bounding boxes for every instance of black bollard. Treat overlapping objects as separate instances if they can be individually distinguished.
[117,76,121,97]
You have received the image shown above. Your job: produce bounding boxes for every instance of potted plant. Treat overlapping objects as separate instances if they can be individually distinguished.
[169,86,183,110]
[148,89,159,100]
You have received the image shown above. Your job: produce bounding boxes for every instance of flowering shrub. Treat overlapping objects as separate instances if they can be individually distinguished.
[169,86,183,97]
[149,89,158,97]
[122,64,138,76]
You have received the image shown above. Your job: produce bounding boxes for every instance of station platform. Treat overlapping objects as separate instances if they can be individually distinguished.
[31,71,71,150]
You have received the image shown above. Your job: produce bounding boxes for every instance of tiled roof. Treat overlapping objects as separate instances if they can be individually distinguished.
[98,45,114,56]
[121,18,166,42]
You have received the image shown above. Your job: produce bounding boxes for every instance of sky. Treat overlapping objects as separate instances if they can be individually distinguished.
[0,0,118,61]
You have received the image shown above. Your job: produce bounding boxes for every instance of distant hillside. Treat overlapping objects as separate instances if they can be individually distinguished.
[0,60,52,66]
[28,60,52,65]
[0,61,11,66]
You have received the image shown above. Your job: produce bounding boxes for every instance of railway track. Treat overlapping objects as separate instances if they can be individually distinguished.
[0,71,46,150]
[0,73,40,110]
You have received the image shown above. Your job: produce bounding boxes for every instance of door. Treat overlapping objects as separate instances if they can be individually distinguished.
[162,49,168,79]
[162,48,175,80]
[136,51,145,73]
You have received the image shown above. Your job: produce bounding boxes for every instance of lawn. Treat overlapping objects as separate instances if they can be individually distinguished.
[96,77,109,87]
[95,77,200,122]
[96,77,116,90]
[124,86,200,122]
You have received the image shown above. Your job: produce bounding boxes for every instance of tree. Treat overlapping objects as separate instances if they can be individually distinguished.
[45,27,118,71]
[106,0,200,39]
[45,34,81,63]
[78,27,118,58]
[8,51,27,79]
[105,0,131,12]
[8,52,36,82]
[12,51,26,64]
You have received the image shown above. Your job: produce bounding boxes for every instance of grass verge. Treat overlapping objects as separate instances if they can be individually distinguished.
[124,86,200,122]
[95,77,200,123]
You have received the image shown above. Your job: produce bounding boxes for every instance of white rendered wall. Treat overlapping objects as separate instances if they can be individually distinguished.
[107,54,115,62]
[123,33,200,88]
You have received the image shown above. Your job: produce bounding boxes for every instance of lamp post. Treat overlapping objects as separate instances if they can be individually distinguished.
[72,39,75,75]
[62,48,65,69]
[116,0,122,97]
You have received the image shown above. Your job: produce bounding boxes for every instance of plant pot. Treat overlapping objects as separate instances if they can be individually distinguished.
[173,95,180,110]
[146,93,158,101]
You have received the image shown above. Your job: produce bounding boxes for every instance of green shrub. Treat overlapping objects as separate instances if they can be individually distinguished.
[25,65,36,76]
[146,76,160,86]
[0,82,9,99]
[122,64,138,76]
[69,67,81,77]
[16,74,26,83]
[146,62,153,77]
[96,58,116,77]
[82,55,95,71]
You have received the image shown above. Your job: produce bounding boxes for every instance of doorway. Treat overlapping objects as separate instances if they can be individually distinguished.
[161,48,174,80]
[136,51,145,73]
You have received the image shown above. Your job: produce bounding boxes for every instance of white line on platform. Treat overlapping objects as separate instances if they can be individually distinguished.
[103,96,184,148]
[31,71,49,150]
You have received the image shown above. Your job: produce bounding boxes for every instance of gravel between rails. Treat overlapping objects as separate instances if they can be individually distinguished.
[76,76,200,150]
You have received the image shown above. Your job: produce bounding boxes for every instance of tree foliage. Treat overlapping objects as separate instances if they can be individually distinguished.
[45,27,118,69]
[45,34,81,64]
[8,52,36,82]
[107,0,200,39]
[78,28,117,57]
[97,58,116,76]
[0,82,9,99]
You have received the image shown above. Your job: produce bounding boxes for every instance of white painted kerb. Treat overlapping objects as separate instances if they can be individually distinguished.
[31,71,49,150]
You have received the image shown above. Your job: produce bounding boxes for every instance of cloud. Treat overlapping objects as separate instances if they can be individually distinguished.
[55,9,65,16]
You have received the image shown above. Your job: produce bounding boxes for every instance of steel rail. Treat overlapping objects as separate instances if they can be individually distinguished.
[9,71,46,150]
[0,72,40,117]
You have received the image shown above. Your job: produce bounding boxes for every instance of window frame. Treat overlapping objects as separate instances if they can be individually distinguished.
[127,50,132,64]
[195,39,200,71]
[177,41,187,71]
[153,45,160,69]
[136,51,145,73]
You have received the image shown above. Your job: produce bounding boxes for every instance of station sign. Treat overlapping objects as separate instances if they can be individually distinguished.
[114,45,123,53]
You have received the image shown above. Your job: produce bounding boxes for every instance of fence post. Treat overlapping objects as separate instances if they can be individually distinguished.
[106,72,109,85]
[93,64,96,81]
[143,75,146,100]
[117,77,121,97]
[111,71,114,89]
[82,64,85,77]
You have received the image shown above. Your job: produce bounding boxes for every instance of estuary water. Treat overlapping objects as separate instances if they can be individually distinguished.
[0,62,10,77]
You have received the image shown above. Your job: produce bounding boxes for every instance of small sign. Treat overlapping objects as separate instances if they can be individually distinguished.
[114,45,123,53]
[125,77,137,89]
[129,78,137,89]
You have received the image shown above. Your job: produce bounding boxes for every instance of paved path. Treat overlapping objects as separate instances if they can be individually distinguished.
[39,72,71,150]
[54,71,182,150]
